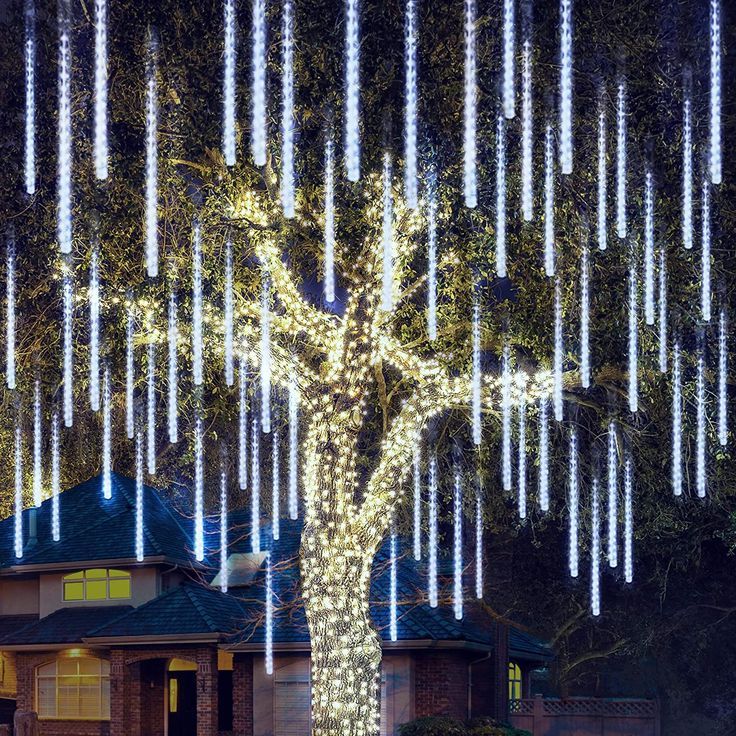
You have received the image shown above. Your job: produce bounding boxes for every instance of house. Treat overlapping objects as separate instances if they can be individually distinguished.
[0,473,551,736]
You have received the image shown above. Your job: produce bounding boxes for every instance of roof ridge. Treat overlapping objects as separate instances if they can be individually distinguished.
[184,584,220,632]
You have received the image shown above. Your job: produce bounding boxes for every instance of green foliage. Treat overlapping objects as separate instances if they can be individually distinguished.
[398,716,531,736]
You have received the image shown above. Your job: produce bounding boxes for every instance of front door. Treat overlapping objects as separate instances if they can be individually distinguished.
[168,671,197,736]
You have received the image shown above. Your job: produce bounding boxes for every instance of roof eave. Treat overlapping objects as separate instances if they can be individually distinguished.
[81,632,222,645]
[0,556,197,575]
[225,638,494,653]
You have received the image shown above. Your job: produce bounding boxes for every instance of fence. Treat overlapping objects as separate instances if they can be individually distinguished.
[509,695,660,736]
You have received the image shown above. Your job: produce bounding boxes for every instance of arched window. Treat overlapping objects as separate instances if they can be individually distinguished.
[36,657,110,720]
[508,661,522,701]
[62,569,131,601]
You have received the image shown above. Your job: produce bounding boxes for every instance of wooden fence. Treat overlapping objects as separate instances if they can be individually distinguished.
[509,695,660,736]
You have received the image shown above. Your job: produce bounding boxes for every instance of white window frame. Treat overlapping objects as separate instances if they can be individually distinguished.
[61,568,132,603]
[35,657,111,721]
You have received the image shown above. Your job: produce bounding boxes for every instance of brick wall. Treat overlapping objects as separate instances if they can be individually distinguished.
[232,654,253,736]
[414,651,470,720]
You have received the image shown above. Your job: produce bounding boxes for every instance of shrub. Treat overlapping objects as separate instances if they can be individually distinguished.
[398,716,467,736]
[467,717,533,736]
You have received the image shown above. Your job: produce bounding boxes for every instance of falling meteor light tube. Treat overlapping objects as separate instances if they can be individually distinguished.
[224,240,234,386]
[559,0,573,174]
[389,530,398,641]
[580,244,590,389]
[220,468,229,592]
[260,278,272,433]
[623,454,633,583]
[672,342,682,497]
[288,373,299,519]
[471,301,482,446]
[324,137,336,303]
[102,367,112,500]
[682,92,693,250]
[223,0,237,167]
[413,440,422,560]
[89,247,100,412]
[381,152,394,311]
[538,396,550,512]
[135,430,144,562]
[718,310,728,447]
[520,37,533,221]
[145,40,158,277]
[591,476,601,616]
[404,0,418,209]
[701,178,711,323]
[658,249,667,373]
[280,0,295,218]
[126,304,135,439]
[696,346,707,498]
[710,0,721,185]
[194,413,205,561]
[628,261,638,414]
[616,80,627,239]
[553,280,563,421]
[24,0,36,195]
[453,470,463,620]
[265,553,274,674]
[544,125,556,277]
[568,427,579,578]
[597,94,607,250]
[51,412,60,539]
[463,0,477,208]
[57,0,72,255]
[192,221,203,387]
[344,0,360,181]
[252,0,267,167]
[146,341,156,475]
[475,483,483,598]
[496,114,507,278]
[167,294,178,444]
[428,454,438,608]
[33,380,42,507]
[427,174,438,340]
[501,344,512,491]
[14,423,23,559]
[644,170,655,326]
[502,0,515,119]
[251,414,261,552]
[607,421,618,567]
[94,0,108,179]
[63,272,74,428]
[518,386,527,519]
[6,238,16,391]
[272,429,280,541]
[239,357,249,491]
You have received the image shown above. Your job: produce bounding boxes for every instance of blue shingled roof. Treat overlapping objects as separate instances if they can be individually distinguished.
[0,473,194,568]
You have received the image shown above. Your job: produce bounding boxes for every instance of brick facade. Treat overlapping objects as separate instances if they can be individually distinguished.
[232,654,254,736]
[414,650,471,720]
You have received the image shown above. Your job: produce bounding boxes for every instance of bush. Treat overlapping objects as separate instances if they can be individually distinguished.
[398,716,532,736]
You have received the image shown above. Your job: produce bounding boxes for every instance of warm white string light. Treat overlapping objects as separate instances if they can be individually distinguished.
[224,240,235,386]
[126,303,135,439]
[453,469,463,620]
[344,0,360,181]
[324,136,336,303]
[672,341,682,497]
[597,93,607,250]
[223,0,237,167]
[94,0,108,180]
[413,438,421,561]
[389,529,398,641]
[62,271,74,428]
[682,92,693,250]
[381,152,395,311]
[51,411,60,540]
[251,412,261,552]
[146,340,156,475]
[252,0,267,167]
[616,80,627,239]
[644,170,655,326]
[701,177,711,323]
[696,346,707,498]
[658,248,667,373]
[33,379,42,507]
[623,453,633,583]
[57,0,72,255]
[260,277,272,433]
[5,238,15,391]
[272,428,280,541]
[559,0,573,174]
[428,453,438,608]
[718,309,728,447]
[404,0,418,209]
[288,372,299,519]
[607,421,618,567]
[591,476,601,616]
[568,427,579,578]
[463,0,477,208]
[239,356,249,490]
[501,343,512,490]
[502,0,515,119]
[280,0,295,217]
[538,396,550,512]
[220,466,229,592]
[471,300,481,446]
[102,366,112,500]
[628,260,638,414]
[89,246,101,412]
[14,422,23,559]
[495,114,507,278]
[427,173,438,340]
[553,279,563,421]
[24,0,36,195]
[192,221,204,386]
[167,293,178,444]
[580,243,590,389]
[265,552,274,674]
[194,412,205,561]
[145,40,158,277]
[518,384,527,520]
[710,0,721,185]
[475,481,483,598]
[520,37,533,221]
[135,429,144,562]
[544,124,556,277]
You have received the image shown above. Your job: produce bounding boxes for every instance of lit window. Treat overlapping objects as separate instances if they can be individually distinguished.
[36,657,110,720]
[62,569,131,602]
[508,661,522,701]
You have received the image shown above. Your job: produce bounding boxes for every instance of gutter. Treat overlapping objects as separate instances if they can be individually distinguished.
[225,639,494,654]
[468,650,493,719]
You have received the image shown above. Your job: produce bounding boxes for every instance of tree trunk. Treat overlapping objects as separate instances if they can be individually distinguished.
[301,521,383,736]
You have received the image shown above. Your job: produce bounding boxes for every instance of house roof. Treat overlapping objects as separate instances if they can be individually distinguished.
[0,473,194,570]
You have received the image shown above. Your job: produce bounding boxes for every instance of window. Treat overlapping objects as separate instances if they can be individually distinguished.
[36,657,110,720]
[274,674,310,736]
[62,569,131,602]
[508,661,522,701]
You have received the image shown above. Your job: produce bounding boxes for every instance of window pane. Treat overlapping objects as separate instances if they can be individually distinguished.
[86,580,108,600]
[38,662,56,677]
[64,571,84,580]
[109,578,131,599]
[77,659,101,676]
[169,677,178,713]
[58,685,78,718]
[101,678,110,719]
[85,569,108,580]
[64,582,84,601]
[57,659,79,677]
[79,684,101,718]
[108,569,129,579]
[37,678,56,717]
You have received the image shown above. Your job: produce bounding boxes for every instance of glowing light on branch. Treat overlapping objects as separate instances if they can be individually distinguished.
[644,170,655,326]
[5,238,14,390]
[559,0,573,174]
[260,278,272,433]
[281,0,295,217]
[412,440,421,560]
[597,94,607,250]
[192,221,203,386]
[682,93,693,249]
[272,428,280,541]
[453,470,463,620]
[24,0,36,195]
[404,0,418,208]
[146,340,156,475]
[252,0,267,167]
[220,467,228,592]
[463,0,477,208]
[628,261,638,414]
[389,530,398,641]
[224,240,234,386]
[538,396,550,512]
[223,0,237,166]
[288,373,299,519]
[719,310,728,447]
[427,174,438,340]
[471,300,482,445]
[14,423,23,559]
[475,482,483,598]
[553,280,563,421]
[89,247,100,411]
[518,385,527,519]
[501,0,515,119]
[51,411,60,540]
[591,475,601,616]
[623,453,633,583]
[381,152,395,311]
[701,178,711,323]
[102,367,112,500]
[428,453,438,608]
[145,41,158,277]
[63,272,74,428]
[135,429,144,562]
[710,0,721,185]
[658,249,667,373]
[33,380,42,507]
[251,413,261,552]
[94,0,108,179]
[265,552,274,674]
[672,341,682,497]
[167,293,178,443]
[580,244,590,389]
[495,114,507,278]
[521,38,533,221]
[57,1,72,255]
[696,347,707,498]
[607,421,618,567]
[501,343,512,490]
[126,304,135,439]
[568,427,579,578]
[239,357,249,490]
[616,81,627,239]
[194,412,205,561]
[544,124,556,277]
[324,137,335,303]
[344,0,360,181]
